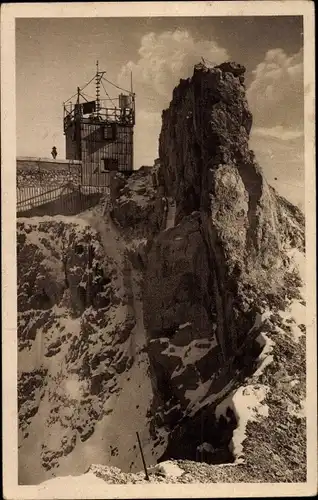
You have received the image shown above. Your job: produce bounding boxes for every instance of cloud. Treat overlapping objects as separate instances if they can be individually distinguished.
[122,32,304,199]
[251,137,304,210]
[252,126,304,141]
[134,110,162,167]
[247,48,303,130]
[120,28,229,166]
[250,127,304,210]
[247,48,304,208]
[119,29,229,111]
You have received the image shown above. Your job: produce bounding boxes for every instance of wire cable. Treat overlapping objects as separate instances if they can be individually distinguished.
[64,91,78,104]
[101,79,117,107]
[81,92,98,101]
[81,91,118,104]
[79,92,89,103]
[64,75,96,103]
[64,71,132,104]
[80,75,97,92]
[102,75,133,95]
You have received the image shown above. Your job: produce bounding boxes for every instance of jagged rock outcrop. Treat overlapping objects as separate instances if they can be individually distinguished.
[143,62,305,460]
[110,166,166,239]
[17,62,306,484]
[146,60,303,354]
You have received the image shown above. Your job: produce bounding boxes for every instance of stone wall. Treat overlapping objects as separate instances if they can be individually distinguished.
[17,157,82,188]
[17,157,85,217]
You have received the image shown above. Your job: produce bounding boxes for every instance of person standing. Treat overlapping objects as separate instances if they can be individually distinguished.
[51,146,57,159]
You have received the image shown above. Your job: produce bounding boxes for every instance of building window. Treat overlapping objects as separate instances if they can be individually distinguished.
[101,158,118,172]
[103,124,117,141]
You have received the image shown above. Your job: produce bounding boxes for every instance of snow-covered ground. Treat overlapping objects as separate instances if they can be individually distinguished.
[18,208,166,484]
[212,248,307,465]
[37,471,108,492]
[215,384,269,463]
[277,248,306,343]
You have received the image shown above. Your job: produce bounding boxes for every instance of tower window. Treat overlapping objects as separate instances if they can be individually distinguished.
[101,158,118,172]
[103,124,117,141]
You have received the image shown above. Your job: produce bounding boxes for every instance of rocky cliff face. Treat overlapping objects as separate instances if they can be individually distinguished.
[17,207,165,484]
[155,62,294,353]
[18,62,306,484]
[143,62,305,461]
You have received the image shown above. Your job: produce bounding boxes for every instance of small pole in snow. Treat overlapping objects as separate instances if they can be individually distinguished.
[136,431,149,481]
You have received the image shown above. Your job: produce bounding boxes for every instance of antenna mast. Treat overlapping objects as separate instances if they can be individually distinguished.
[75,86,81,160]
[96,60,101,115]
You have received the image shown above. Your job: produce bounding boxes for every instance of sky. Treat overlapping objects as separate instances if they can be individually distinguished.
[16,16,304,208]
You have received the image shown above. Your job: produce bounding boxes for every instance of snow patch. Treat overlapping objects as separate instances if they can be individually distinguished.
[185,380,213,413]
[18,214,92,226]
[178,322,192,330]
[249,310,272,334]
[278,248,306,343]
[148,461,184,478]
[161,338,218,378]
[210,310,274,463]
[279,301,306,343]
[64,377,83,400]
[215,384,269,463]
[186,378,236,417]
[287,399,306,419]
[254,331,275,378]
[39,471,107,489]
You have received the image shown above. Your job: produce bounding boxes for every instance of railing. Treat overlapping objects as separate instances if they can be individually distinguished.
[17,183,109,218]
[16,159,110,217]
[17,183,76,212]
